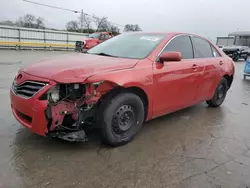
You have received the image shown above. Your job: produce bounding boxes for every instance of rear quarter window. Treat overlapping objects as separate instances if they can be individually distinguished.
[192,37,213,58]
[211,45,221,57]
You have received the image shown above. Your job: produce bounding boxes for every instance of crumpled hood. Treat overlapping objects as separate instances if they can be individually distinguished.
[21,53,138,83]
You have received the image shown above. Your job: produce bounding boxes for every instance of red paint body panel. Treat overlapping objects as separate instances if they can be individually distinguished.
[10,32,235,136]
[10,72,57,135]
[152,59,204,117]
[21,53,138,83]
[11,91,48,136]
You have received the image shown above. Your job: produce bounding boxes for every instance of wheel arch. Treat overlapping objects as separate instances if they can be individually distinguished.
[98,85,149,120]
[125,86,149,120]
[223,74,233,89]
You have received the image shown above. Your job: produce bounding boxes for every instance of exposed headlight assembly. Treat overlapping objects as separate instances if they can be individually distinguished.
[47,85,60,103]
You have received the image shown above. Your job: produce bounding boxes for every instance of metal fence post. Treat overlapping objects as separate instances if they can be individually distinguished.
[44,29,46,51]
[66,33,69,51]
[18,28,21,50]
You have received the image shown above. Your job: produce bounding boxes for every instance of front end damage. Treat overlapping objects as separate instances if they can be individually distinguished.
[44,81,116,142]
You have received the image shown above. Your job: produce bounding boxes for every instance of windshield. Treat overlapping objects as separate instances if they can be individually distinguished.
[87,34,165,59]
[89,33,101,39]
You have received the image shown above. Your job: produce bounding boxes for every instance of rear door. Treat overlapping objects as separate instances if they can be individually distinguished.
[153,35,204,117]
[191,36,223,101]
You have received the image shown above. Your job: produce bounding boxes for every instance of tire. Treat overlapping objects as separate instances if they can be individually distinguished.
[98,92,145,146]
[233,53,239,62]
[244,75,246,80]
[206,77,228,107]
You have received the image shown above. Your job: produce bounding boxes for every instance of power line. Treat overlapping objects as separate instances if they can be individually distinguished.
[22,0,124,28]
[23,0,81,14]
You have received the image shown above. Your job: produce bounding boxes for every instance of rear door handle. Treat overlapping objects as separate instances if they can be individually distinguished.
[192,64,198,70]
[219,61,223,65]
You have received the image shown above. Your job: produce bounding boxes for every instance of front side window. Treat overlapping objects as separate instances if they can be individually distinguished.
[87,34,165,59]
[161,35,194,59]
[192,37,213,58]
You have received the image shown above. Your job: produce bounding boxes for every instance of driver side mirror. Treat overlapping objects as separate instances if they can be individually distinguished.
[159,51,182,63]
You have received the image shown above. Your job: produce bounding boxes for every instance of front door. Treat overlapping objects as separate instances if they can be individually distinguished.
[153,35,204,117]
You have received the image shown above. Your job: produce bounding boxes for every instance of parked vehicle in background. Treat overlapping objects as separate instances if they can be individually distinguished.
[222,45,250,61]
[243,53,250,79]
[216,36,234,47]
[10,32,234,146]
[75,32,113,52]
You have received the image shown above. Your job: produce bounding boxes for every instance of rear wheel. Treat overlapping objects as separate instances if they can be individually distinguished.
[206,77,228,107]
[98,92,145,146]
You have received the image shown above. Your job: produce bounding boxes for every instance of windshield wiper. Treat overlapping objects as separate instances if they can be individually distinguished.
[92,52,118,57]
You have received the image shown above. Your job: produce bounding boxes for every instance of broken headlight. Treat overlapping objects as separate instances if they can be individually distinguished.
[47,85,60,103]
[45,83,85,103]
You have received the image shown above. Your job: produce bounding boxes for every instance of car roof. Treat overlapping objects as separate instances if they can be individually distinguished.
[123,32,203,37]
[123,32,211,42]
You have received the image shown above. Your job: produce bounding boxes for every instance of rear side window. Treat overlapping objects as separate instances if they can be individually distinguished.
[162,35,194,59]
[211,45,221,57]
[192,37,213,58]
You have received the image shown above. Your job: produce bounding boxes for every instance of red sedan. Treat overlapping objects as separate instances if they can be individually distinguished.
[10,32,235,146]
[75,32,113,51]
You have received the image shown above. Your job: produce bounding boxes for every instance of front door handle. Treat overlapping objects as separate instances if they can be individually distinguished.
[219,61,223,65]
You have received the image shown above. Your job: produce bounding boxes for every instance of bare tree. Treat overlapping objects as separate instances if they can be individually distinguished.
[20,14,35,28]
[109,25,120,35]
[133,24,142,31]
[0,21,15,26]
[16,14,45,29]
[124,24,142,32]
[66,20,79,32]
[35,17,45,29]
[94,16,109,31]
[80,14,93,33]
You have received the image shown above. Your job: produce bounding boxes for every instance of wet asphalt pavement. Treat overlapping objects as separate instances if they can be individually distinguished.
[0,50,250,188]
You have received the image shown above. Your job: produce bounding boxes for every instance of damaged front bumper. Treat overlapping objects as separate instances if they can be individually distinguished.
[10,81,99,142]
[10,86,91,142]
[10,72,116,142]
[10,89,49,136]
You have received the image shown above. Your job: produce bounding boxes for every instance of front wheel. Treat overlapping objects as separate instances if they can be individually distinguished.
[98,92,145,146]
[206,77,228,107]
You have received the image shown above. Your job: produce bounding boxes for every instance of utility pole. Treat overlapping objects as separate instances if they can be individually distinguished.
[80,9,83,33]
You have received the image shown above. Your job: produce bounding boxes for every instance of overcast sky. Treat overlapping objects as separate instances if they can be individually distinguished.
[1,0,250,41]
